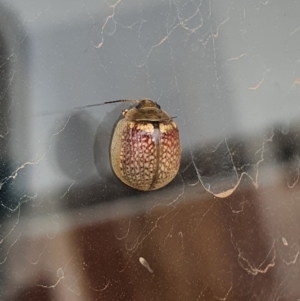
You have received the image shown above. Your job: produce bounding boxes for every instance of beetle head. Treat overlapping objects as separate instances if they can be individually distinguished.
[123,99,171,122]
[76,99,172,122]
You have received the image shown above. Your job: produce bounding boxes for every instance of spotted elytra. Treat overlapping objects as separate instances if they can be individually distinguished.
[79,99,181,191]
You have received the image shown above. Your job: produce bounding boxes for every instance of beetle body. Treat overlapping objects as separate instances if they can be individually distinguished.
[110,99,181,191]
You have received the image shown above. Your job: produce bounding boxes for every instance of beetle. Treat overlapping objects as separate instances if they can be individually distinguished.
[82,99,181,191]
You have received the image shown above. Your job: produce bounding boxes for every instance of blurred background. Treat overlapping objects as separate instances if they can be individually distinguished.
[1,0,300,300]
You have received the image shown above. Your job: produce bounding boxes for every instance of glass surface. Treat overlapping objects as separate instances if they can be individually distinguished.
[1,0,300,300]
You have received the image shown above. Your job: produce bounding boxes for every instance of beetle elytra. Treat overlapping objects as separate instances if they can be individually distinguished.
[110,99,181,191]
[81,98,181,191]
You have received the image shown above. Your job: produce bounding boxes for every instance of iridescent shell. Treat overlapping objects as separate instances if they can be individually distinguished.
[110,99,181,191]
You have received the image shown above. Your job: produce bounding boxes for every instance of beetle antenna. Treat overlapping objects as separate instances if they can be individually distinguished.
[75,99,140,109]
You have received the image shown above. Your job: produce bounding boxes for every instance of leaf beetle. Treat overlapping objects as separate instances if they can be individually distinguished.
[81,99,181,191]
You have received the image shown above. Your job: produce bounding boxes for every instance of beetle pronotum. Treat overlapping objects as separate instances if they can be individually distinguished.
[81,99,181,191]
